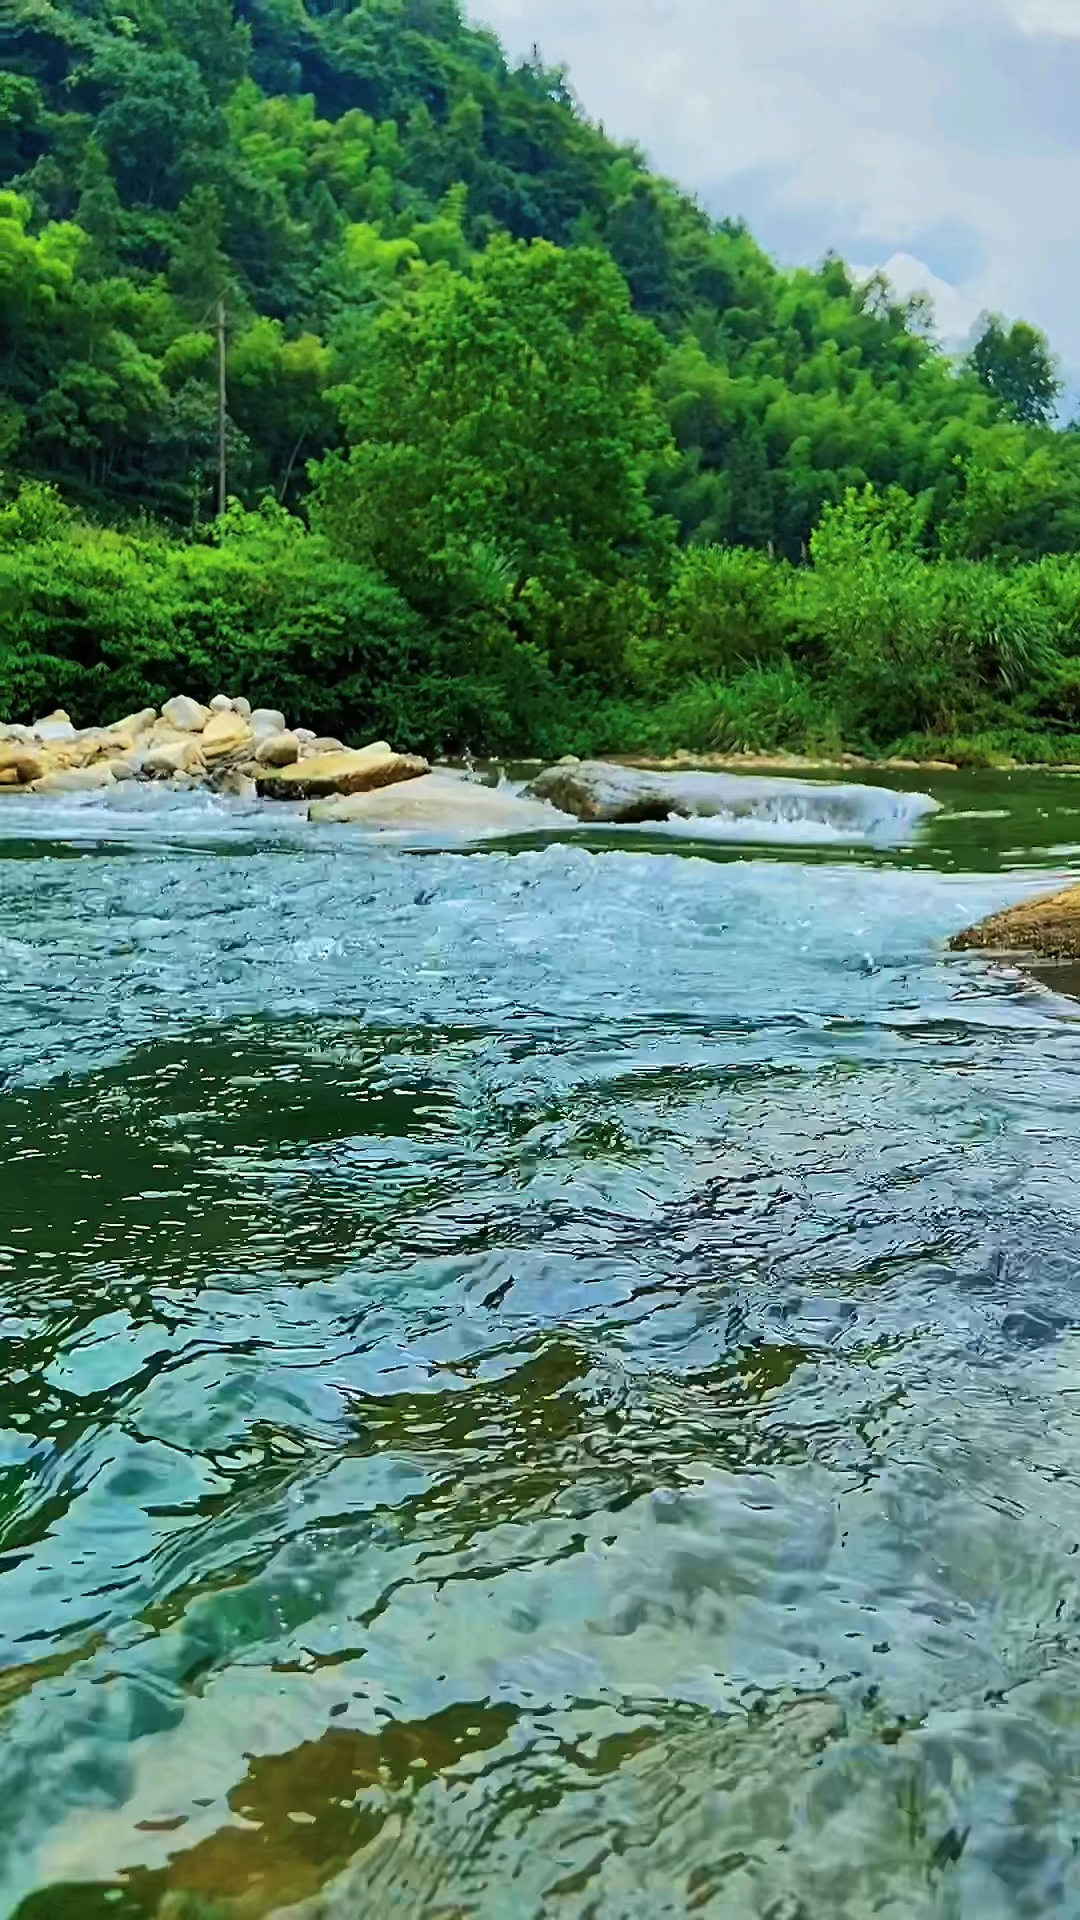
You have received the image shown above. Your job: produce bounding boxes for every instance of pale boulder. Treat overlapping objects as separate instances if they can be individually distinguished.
[300,736,344,758]
[40,729,130,770]
[140,738,205,778]
[114,707,157,737]
[0,743,48,784]
[32,764,116,794]
[161,695,210,733]
[97,728,142,758]
[257,744,428,801]
[33,710,77,743]
[234,696,252,719]
[255,730,301,768]
[200,710,255,761]
[147,717,191,746]
[250,708,287,742]
[216,767,258,799]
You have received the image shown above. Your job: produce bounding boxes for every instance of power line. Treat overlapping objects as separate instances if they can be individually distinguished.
[216,294,227,518]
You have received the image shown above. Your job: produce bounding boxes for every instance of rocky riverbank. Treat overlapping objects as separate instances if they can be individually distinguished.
[0,699,430,804]
[0,705,940,845]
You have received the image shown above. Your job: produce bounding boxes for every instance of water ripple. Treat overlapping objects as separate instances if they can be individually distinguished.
[2,787,1080,1916]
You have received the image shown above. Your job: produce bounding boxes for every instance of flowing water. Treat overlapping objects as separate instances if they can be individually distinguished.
[4,769,1080,1919]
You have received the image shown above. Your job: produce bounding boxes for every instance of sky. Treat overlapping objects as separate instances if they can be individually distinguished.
[470,0,1080,383]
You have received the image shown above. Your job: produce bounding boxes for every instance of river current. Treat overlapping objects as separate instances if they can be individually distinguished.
[3,769,1080,1918]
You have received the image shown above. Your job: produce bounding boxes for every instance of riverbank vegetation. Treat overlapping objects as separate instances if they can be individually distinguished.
[6,0,1080,763]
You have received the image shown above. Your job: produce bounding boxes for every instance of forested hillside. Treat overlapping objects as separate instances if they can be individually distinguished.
[6,0,1080,762]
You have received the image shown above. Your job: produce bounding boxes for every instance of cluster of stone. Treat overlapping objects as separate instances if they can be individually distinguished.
[0,699,429,803]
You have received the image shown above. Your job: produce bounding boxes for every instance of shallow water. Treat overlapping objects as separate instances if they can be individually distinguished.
[3,770,1080,1919]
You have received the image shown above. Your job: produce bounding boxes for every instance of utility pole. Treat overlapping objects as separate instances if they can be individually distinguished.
[216,294,227,518]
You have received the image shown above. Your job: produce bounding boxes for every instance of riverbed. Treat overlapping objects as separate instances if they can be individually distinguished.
[3,768,1080,1918]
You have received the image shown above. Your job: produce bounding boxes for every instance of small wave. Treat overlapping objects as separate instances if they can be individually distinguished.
[640,772,939,845]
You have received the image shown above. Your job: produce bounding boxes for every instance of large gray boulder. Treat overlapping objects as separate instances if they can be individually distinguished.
[525,761,939,843]
[526,762,688,823]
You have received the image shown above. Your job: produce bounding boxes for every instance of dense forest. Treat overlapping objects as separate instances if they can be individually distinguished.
[5,0,1080,761]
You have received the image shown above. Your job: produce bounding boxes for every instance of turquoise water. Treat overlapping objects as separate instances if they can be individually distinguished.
[3,771,1080,1918]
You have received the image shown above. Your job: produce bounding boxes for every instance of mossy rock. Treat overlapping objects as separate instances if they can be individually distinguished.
[950,885,1080,960]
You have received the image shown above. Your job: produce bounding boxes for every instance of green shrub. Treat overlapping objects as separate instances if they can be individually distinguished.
[656,544,796,686]
[0,497,578,754]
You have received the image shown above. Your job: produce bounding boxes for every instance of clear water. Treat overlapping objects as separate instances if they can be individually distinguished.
[3,770,1080,1919]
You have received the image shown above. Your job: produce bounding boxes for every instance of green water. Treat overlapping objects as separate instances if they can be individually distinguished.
[3,769,1080,1919]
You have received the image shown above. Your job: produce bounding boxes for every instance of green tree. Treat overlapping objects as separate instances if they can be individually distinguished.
[92,46,220,210]
[970,315,1062,427]
[314,236,675,677]
[228,317,335,502]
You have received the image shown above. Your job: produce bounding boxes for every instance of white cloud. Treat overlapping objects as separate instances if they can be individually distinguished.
[1013,0,1080,33]
[470,0,1080,371]
[849,252,984,347]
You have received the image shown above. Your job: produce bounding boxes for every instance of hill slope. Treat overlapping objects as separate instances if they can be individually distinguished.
[6,0,1080,762]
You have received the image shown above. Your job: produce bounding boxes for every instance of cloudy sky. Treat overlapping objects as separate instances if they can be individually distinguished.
[471,0,1080,379]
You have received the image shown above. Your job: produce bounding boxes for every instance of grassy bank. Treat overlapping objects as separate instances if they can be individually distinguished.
[7,480,1080,769]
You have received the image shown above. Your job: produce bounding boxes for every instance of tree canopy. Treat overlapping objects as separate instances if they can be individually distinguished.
[6,0,1080,770]
[1,0,1074,552]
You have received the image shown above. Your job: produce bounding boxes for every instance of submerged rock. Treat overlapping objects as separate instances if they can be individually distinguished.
[309,771,567,835]
[258,745,429,801]
[950,886,1080,960]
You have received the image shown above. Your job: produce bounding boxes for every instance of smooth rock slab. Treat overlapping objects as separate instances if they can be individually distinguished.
[309,772,568,835]
[258,746,429,801]
[950,886,1080,961]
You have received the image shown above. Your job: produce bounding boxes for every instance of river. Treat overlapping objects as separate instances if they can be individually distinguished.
[3,768,1080,1918]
